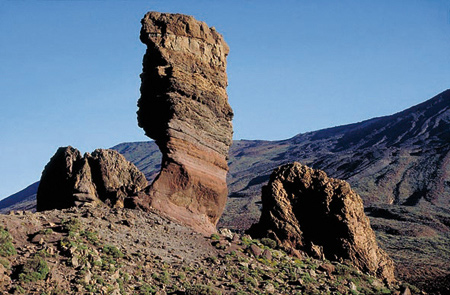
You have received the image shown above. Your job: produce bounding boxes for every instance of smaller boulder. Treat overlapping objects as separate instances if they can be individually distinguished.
[249,162,395,283]
[319,263,336,276]
[249,244,262,257]
[37,147,148,211]
[262,249,272,261]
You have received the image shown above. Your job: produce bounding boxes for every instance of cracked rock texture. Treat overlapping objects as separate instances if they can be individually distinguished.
[249,162,395,283]
[134,12,233,234]
[36,147,148,211]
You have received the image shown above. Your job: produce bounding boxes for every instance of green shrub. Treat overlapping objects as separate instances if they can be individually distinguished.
[40,228,54,235]
[102,245,124,259]
[160,270,170,284]
[210,233,220,240]
[207,256,218,264]
[214,242,226,250]
[335,263,353,276]
[84,284,97,293]
[177,272,186,280]
[0,257,10,269]
[301,272,314,284]
[14,285,25,294]
[62,218,81,233]
[244,276,258,287]
[241,236,254,246]
[18,255,49,282]
[357,285,372,294]
[186,284,222,295]
[261,238,277,249]
[0,227,16,257]
[81,230,100,246]
[138,283,156,295]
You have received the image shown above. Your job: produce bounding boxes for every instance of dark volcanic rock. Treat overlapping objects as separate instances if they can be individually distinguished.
[134,12,233,234]
[250,162,395,283]
[37,147,85,211]
[37,147,147,211]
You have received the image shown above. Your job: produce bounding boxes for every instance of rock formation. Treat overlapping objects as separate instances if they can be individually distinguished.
[36,147,148,211]
[134,12,233,234]
[249,162,395,283]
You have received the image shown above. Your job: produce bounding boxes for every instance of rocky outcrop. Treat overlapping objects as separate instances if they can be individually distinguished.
[250,162,395,283]
[36,147,147,211]
[134,12,233,234]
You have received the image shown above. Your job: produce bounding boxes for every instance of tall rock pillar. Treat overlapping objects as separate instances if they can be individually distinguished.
[135,12,233,234]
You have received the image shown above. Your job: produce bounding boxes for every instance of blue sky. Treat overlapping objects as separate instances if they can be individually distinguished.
[0,0,449,199]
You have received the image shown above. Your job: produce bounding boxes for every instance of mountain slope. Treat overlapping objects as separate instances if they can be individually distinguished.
[0,182,39,214]
[4,89,450,218]
[221,90,450,228]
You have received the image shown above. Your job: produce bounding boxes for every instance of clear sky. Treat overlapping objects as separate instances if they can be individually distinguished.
[1,0,449,200]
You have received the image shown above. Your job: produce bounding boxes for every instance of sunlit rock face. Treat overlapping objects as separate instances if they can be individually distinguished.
[135,12,233,234]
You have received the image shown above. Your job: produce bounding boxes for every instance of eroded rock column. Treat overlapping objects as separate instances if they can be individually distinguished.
[135,12,233,234]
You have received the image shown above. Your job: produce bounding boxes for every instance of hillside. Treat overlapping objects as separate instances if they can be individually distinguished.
[0,206,416,294]
[1,89,450,293]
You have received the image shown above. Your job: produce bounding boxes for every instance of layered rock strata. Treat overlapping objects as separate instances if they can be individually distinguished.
[36,147,148,211]
[134,12,233,234]
[250,162,395,283]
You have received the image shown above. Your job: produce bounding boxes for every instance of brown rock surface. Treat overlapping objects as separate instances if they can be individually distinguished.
[249,162,395,283]
[89,149,148,207]
[134,12,233,234]
[37,147,147,211]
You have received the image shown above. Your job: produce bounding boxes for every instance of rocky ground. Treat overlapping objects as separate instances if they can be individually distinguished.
[0,206,418,295]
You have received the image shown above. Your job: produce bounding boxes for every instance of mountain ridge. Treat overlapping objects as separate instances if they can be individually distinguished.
[2,89,449,208]
[0,182,39,212]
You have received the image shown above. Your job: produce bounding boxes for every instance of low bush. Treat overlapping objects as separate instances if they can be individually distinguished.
[261,238,277,249]
[186,284,222,295]
[102,245,124,259]
[0,227,16,257]
[18,255,49,282]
